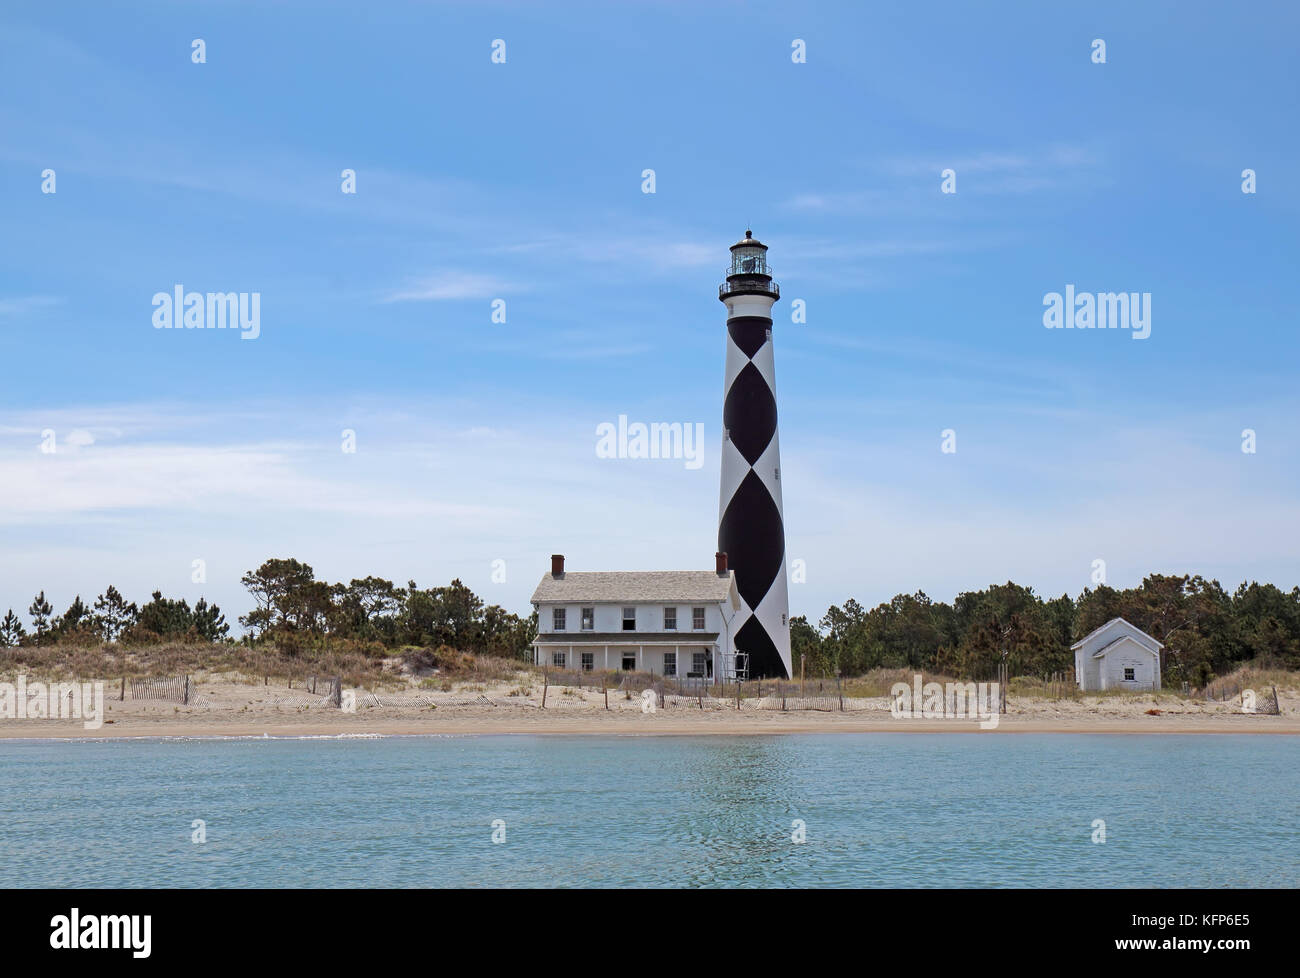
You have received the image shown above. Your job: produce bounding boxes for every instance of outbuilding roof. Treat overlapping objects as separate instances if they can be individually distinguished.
[531,571,735,604]
[1070,616,1163,652]
[1091,635,1161,659]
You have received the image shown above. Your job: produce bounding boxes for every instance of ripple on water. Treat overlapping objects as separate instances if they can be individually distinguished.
[0,734,1295,887]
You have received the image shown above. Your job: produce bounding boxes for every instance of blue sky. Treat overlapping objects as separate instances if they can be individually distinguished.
[2,1,1298,628]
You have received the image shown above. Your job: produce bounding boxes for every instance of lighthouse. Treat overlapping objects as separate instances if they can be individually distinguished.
[717,230,791,679]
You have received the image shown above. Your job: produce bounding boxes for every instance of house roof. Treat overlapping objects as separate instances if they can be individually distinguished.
[534,632,720,645]
[531,571,736,605]
[1070,616,1163,652]
[1091,635,1161,659]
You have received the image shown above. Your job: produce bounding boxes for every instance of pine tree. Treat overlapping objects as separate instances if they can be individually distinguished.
[0,609,26,648]
[136,590,193,636]
[57,595,92,633]
[192,598,230,642]
[28,591,53,642]
[93,585,139,642]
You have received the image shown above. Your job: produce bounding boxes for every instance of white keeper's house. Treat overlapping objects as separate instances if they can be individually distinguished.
[530,554,740,681]
[1071,617,1163,691]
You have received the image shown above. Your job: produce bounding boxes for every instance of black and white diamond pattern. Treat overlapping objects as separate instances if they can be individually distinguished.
[719,314,791,679]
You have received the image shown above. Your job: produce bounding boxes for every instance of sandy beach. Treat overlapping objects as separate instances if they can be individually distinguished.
[1,674,1296,739]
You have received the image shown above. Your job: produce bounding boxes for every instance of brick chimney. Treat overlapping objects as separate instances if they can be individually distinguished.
[551,554,565,577]
[715,551,728,575]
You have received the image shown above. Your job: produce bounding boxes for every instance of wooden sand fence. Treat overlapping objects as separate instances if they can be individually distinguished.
[1025,671,1075,699]
[123,675,191,705]
[752,678,886,712]
[306,675,343,707]
[1192,680,1281,714]
[1253,686,1283,715]
[534,670,880,712]
[640,675,869,712]
[1203,680,1242,703]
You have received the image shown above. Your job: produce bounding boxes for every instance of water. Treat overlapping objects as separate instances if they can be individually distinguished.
[2,734,1295,887]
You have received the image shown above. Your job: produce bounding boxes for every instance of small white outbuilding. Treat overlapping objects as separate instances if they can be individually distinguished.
[1071,617,1163,691]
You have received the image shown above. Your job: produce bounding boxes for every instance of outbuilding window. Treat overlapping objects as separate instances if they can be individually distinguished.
[1124,667,1135,681]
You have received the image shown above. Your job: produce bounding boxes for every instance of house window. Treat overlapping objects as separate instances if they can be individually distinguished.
[1124,667,1136,681]
[622,607,636,631]
[692,607,705,630]
[664,607,677,630]
[553,651,566,669]
[691,652,707,677]
[581,607,594,631]
[663,652,676,676]
[581,652,593,671]
[622,653,636,671]
[552,608,566,631]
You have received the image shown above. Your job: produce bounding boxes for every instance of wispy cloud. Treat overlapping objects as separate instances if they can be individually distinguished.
[877,143,1103,192]
[0,295,63,316]
[784,145,1105,216]
[382,272,518,302]
[783,189,901,215]
[494,229,719,272]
